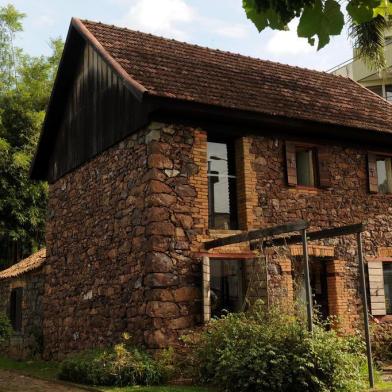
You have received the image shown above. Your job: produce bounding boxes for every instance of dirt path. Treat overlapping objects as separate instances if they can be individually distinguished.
[0,369,93,392]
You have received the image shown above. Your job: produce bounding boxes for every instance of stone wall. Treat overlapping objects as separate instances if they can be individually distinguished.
[0,269,44,359]
[44,123,203,359]
[45,122,392,357]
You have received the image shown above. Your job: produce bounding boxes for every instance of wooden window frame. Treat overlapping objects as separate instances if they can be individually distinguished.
[383,261,392,315]
[368,151,392,194]
[207,137,239,230]
[285,141,331,190]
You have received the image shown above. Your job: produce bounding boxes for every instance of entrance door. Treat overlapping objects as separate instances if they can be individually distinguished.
[294,257,329,321]
[309,259,329,321]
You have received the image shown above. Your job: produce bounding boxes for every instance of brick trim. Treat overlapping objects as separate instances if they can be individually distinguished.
[235,137,258,230]
[279,259,293,310]
[289,245,334,257]
[378,247,392,257]
[327,260,351,332]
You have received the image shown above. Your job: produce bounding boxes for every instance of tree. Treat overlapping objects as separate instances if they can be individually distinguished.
[0,4,63,267]
[242,0,392,68]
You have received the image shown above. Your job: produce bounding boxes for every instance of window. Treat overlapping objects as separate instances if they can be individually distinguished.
[367,85,383,97]
[368,154,392,194]
[207,139,238,229]
[296,147,317,187]
[386,85,392,102]
[210,259,245,317]
[384,263,392,314]
[286,142,329,188]
[376,157,392,193]
[10,288,22,332]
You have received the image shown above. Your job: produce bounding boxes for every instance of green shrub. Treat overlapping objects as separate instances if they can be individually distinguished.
[187,303,368,392]
[59,343,164,387]
[0,313,12,345]
[371,322,392,364]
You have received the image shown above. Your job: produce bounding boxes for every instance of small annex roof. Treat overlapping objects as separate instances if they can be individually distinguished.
[0,248,46,280]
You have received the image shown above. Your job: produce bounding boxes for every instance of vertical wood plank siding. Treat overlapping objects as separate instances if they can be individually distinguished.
[47,42,147,182]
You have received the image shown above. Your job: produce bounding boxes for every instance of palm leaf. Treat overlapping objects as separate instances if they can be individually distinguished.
[349,15,389,70]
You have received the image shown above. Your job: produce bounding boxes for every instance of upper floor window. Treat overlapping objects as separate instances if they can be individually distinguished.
[10,287,22,332]
[384,263,392,315]
[386,85,392,102]
[368,153,392,194]
[285,142,331,189]
[367,85,383,97]
[296,147,317,187]
[207,139,238,230]
[377,157,392,193]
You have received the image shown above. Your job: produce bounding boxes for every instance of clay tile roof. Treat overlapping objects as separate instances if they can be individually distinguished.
[0,249,46,280]
[78,19,392,134]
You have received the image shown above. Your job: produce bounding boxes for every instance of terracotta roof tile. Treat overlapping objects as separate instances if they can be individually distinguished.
[0,249,46,280]
[80,19,392,134]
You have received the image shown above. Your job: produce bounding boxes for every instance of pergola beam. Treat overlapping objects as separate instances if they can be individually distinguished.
[203,220,308,250]
[250,223,366,250]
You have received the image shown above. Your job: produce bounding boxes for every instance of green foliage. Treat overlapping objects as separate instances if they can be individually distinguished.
[187,304,367,392]
[349,14,388,70]
[0,4,63,266]
[371,322,392,364]
[59,343,165,387]
[242,0,392,66]
[0,313,11,345]
[297,0,344,49]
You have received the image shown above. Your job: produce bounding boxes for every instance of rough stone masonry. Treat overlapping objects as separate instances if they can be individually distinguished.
[44,121,392,359]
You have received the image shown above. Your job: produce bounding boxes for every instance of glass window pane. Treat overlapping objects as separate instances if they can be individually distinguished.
[377,158,392,193]
[384,263,392,315]
[210,259,245,317]
[367,85,383,97]
[296,149,315,187]
[386,85,392,102]
[208,140,238,229]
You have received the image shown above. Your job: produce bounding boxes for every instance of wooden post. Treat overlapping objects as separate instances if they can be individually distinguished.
[202,256,211,323]
[357,232,374,388]
[302,229,313,333]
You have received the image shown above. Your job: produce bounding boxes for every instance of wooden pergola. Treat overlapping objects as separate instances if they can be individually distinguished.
[204,220,374,388]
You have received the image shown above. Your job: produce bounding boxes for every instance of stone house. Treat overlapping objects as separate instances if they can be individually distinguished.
[16,18,392,359]
[0,249,45,359]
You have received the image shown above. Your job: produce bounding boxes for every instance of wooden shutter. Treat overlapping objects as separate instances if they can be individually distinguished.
[317,147,332,189]
[368,153,378,193]
[285,142,297,186]
[368,262,386,316]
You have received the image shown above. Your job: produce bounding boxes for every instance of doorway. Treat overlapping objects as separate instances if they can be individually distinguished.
[294,257,329,320]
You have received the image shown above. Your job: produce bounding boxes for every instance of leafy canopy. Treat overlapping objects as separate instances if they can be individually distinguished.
[243,0,392,64]
[0,4,63,266]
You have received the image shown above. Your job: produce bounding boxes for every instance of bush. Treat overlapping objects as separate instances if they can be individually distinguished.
[0,313,12,345]
[59,342,164,387]
[371,322,392,364]
[187,303,368,392]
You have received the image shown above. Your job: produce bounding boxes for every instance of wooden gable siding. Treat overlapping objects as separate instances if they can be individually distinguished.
[47,42,148,183]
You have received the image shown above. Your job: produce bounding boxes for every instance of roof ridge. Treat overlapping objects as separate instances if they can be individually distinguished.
[79,18,345,80]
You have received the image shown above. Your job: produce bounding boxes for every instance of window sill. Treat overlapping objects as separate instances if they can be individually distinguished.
[374,315,392,323]
[289,186,320,194]
[370,192,392,197]
[208,229,243,235]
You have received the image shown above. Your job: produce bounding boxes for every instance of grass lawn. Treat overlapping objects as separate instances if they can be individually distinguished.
[0,355,390,391]
[102,387,212,392]
[0,355,59,380]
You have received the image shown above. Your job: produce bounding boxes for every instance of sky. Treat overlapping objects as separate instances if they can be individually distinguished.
[1,0,354,72]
